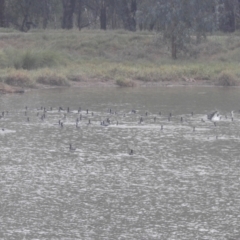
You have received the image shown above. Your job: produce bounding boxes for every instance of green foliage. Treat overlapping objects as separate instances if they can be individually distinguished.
[150,0,216,58]
[0,48,64,70]
[5,0,62,31]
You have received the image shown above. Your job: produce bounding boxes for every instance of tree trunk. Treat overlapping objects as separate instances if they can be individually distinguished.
[0,0,5,27]
[149,22,155,31]
[77,0,83,30]
[110,0,117,29]
[42,0,50,29]
[236,0,240,30]
[19,0,32,32]
[62,0,76,29]
[100,0,107,30]
[130,0,137,31]
[171,35,177,59]
[227,7,236,32]
[121,0,137,31]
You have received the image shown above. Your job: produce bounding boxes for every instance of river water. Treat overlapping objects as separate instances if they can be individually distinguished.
[0,87,240,240]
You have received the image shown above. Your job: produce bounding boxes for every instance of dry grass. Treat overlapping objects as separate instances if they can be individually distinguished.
[116,78,136,87]
[4,71,35,88]
[0,82,24,93]
[216,71,239,86]
[36,71,70,86]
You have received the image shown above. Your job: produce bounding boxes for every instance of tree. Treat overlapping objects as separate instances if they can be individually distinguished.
[62,0,76,29]
[216,0,240,32]
[0,0,5,27]
[108,0,117,29]
[76,0,83,30]
[116,0,137,31]
[100,0,107,30]
[152,0,216,59]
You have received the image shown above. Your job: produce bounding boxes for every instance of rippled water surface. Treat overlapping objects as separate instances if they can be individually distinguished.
[1,87,240,239]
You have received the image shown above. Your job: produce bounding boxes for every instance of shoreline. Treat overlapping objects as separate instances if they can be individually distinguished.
[1,30,240,93]
[0,78,227,94]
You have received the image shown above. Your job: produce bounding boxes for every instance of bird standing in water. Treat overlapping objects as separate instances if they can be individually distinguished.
[69,144,76,151]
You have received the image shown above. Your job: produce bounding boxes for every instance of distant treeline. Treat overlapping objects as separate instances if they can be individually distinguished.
[0,0,239,59]
[0,0,239,32]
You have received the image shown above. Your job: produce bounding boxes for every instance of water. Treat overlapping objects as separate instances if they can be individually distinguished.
[0,87,240,240]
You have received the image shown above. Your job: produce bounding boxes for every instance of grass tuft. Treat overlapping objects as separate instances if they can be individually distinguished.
[67,74,84,82]
[4,71,35,88]
[116,78,136,87]
[0,48,65,70]
[36,71,70,86]
[216,71,239,86]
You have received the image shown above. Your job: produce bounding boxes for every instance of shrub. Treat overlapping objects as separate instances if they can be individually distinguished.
[216,71,238,86]
[67,74,84,82]
[5,72,35,88]
[22,50,62,70]
[37,72,70,86]
[116,79,136,87]
[3,49,64,70]
[0,82,24,93]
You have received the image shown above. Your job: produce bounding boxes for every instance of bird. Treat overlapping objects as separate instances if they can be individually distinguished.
[207,111,221,122]
[69,144,76,151]
[231,111,234,121]
[101,121,109,126]
[129,149,134,155]
[139,117,143,124]
[132,109,136,114]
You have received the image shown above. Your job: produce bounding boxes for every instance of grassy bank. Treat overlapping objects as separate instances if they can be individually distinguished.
[0,28,240,91]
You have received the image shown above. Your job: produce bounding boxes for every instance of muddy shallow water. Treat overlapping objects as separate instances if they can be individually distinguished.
[0,87,240,239]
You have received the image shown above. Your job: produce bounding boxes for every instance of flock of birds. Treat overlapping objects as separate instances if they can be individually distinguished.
[0,106,238,154]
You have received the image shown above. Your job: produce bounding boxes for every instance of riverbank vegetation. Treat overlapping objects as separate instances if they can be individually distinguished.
[0,29,240,91]
[0,1,240,91]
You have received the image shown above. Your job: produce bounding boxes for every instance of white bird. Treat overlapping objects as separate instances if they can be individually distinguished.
[207,111,221,122]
